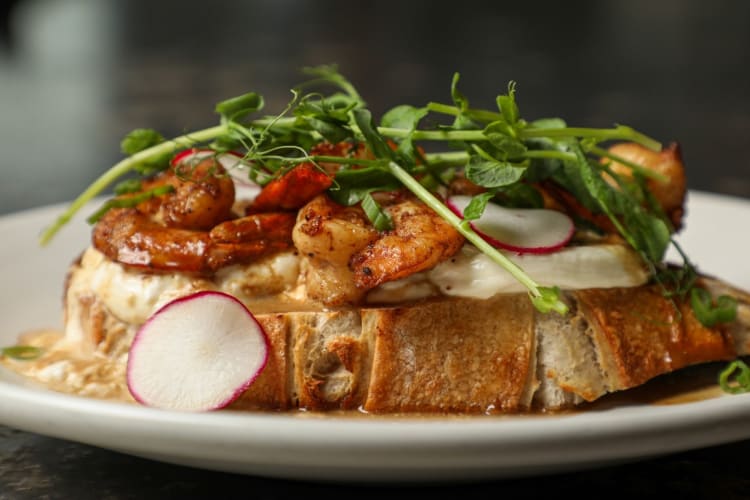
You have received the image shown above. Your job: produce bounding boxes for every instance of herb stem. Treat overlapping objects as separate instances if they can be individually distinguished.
[426,102,503,123]
[590,145,669,182]
[520,125,662,152]
[523,150,576,161]
[38,124,228,245]
[308,155,386,167]
[378,124,660,152]
[425,102,661,152]
[1,345,43,361]
[386,160,568,314]
[379,127,485,141]
[424,151,470,165]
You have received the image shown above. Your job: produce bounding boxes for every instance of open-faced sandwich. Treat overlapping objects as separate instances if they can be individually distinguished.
[4,66,750,414]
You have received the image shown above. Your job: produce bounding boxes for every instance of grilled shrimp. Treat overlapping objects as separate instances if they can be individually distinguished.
[350,198,464,289]
[93,209,293,273]
[293,194,464,306]
[92,158,295,273]
[605,142,686,229]
[137,157,236,230]
[541,142,687,234]
[293,194,380,305]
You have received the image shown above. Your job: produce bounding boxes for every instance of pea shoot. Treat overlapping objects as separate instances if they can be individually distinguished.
[37,65,701,317]
[719,360,750,394]
[1,346,43,361]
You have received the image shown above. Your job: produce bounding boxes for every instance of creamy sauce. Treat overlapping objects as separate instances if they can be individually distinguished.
[2,329,133,402]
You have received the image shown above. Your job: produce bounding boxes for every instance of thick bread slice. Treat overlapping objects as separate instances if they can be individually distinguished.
[576,285,737,392]
[235,285,739,413]
[362,294,536,413]
[231,313,291,410]
[533,281,744,410]
[532,302,602,409]
[290,310,371,410]
[234,296,536,413]
[60,259,748,414]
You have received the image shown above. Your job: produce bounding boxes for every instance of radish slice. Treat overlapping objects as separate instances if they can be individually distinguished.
[171,148,244,171]
[172,148,260,199]
[126,291,269,412]
[446,195,575,254]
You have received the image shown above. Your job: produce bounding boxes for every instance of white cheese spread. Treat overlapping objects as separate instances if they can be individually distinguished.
[74,241,649,316]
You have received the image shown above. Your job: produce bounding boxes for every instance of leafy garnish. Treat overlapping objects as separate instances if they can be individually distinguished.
[719,360,750,394]
[215,92,264,124]
[461,192,495,222]
[360,192,394,231]
[380,105,428,161]
[1,345,43,361]
[38,124,226,245]
[690,287,738,327]
[121,128,164,155]
[113,178,143,195]
[654,240,698,300]
[39,65,681,316]
[531,286,569,315]
[465,155,526,188]
[496,81,520,127]
[120,129,171,176]
[85,184,175,224]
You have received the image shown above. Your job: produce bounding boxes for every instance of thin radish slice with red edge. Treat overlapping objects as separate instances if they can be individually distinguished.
[446,195,575,254]
[171,148,244,171]
[172,148,253,185]
[126,291,269,412]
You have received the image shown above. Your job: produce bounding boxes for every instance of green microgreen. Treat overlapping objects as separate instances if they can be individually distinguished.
[465,154,527,188]
[326,166,400,208]
[654,243,699,303]
[461,192,496,222]
[1,345,43,361]
[690,287,738,327]
[360,192,394,231]
[385,159,569,314]
[120,128,165,155]
[40,65,694,318]
[86,184,175,224]
[496,81,520,127]
[216,92,264,124]
[719,360,750,394]
[113,178,143,195]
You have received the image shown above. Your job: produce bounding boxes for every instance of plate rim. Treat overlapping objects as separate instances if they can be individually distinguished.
[1,189,750,481]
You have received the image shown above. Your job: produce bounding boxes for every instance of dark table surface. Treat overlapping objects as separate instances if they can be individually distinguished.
[2,1,750,498]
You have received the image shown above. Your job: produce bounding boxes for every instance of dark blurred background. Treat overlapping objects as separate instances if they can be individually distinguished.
[1,0,749,215]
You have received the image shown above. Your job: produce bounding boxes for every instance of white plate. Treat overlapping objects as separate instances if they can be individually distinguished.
[1,191,750,483]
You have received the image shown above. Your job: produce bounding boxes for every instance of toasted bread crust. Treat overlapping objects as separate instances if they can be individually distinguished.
[576,285,736,391]
[59,258,748,414]
[232,313,291,410]
[363,295,535,413]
